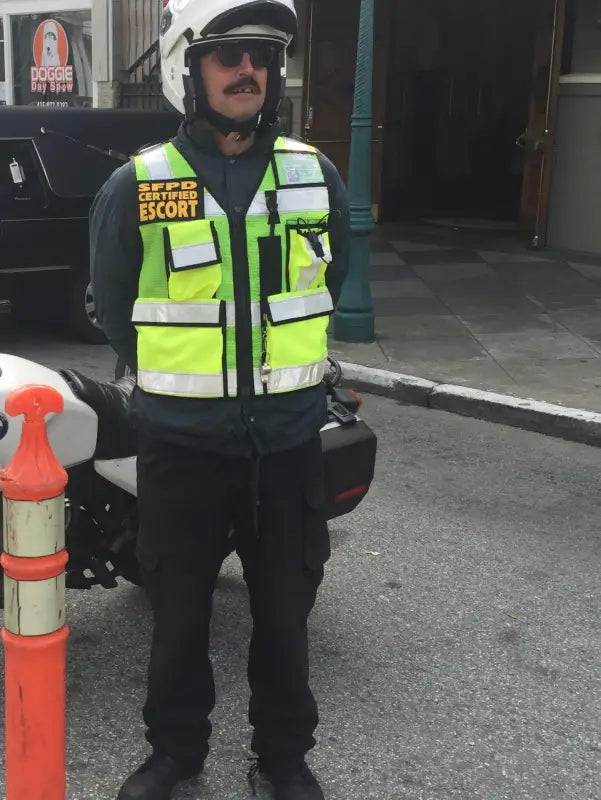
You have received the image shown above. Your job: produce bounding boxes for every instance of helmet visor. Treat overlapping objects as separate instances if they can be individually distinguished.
[212,41,278,68]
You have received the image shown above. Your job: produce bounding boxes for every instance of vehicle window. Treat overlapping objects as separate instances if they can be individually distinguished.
[34,134,121,198]
[0,140,47,211]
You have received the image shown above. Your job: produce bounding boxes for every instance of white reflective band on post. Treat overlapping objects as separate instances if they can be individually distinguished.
[269,290,333,323]
[133,301,222,325]
[140,146,174,181]
[138,369,226,397]
[4,575,66,636]
[205,193,227,217]
[172,241,217,269]
[226,301,261,327]
[3,497,65,557]
[254,360,327,394]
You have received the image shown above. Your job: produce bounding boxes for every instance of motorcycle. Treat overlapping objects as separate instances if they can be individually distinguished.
[0,354,377,604]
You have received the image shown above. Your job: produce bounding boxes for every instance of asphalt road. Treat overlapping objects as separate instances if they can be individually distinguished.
[2,326,601,799]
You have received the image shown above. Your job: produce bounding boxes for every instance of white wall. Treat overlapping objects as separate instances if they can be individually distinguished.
[92,0,113,106]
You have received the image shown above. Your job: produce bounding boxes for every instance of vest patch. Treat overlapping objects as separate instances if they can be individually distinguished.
[276,152,325,186]
[137,179,200,223]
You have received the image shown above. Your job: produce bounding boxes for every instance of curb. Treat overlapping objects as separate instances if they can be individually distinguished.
[338,362,601,448]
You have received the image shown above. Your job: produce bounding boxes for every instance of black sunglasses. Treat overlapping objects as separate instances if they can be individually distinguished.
[213,42,277,69]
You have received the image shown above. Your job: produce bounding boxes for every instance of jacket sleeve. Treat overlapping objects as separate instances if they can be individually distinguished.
[89,161,142,372]
[317,152,350,308]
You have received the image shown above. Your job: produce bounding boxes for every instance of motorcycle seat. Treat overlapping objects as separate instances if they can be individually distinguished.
[60,369,138,460]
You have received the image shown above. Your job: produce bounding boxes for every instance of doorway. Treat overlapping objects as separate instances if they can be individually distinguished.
[302,0,391,217]
[380,0,566,242]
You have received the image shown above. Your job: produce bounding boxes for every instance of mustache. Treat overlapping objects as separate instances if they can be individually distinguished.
[224,77,261,95]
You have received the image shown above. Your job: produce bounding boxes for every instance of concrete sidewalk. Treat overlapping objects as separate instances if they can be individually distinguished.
[329,223,601,445]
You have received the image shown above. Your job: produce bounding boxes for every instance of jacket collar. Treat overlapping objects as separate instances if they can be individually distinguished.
[177,120,281,158]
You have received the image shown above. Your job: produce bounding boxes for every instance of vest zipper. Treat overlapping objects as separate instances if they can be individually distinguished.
[260,311,270,396]
[230,214,254,398]
[260,188,279,396]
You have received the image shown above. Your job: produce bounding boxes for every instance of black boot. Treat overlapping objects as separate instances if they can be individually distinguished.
[117,752,202,800]
[248,757,325,800]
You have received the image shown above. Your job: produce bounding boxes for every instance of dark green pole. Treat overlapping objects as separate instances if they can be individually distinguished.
[333,0,375,343]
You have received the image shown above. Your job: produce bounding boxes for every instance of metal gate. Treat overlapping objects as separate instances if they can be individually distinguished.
[119,0,167,110]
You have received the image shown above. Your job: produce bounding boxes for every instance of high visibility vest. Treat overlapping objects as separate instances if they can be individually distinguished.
[131,136,334,399]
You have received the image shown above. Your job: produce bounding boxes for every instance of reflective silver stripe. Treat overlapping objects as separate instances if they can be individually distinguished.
[277,187,329,213]
[269,290,333,323]
[226,301,261,327]
[139,146,174,181]
[247,193,269,216]
[133,301,262,327]
[254,359,327,394]
[204,193,227,216]
[172,241,217,270]
[133,301,221,325]
[275,138,315,153]
[138,370,226,397]
[232,187,329,218]
[227,370,238,398]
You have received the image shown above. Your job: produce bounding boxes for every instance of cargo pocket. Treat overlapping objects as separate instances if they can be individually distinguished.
[301,436,331,571]
[286,225,331,292]
[164,219,222,301]
[134,298,226,397]
[264,288,332,374]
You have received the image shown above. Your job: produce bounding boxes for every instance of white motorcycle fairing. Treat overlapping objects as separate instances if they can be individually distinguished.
[94,457,137,496]
[0,354,98,469]
[0,354,377,523]
[0,354,335,500]
[0,354,138,496]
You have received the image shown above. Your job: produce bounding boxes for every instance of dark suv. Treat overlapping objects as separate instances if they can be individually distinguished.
[0,107,180,342]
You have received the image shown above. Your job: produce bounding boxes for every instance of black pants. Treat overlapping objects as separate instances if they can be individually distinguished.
[136,434,330,770]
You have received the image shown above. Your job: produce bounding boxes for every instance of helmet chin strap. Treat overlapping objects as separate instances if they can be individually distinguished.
[205,106,261,139]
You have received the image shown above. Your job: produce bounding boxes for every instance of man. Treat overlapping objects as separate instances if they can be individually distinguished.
[90,1,349,798]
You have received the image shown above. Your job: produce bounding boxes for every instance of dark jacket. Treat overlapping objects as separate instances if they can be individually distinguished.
[90,121,350,457]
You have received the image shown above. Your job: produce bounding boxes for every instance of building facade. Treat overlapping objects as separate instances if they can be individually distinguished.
[1,0,601,257]
[0,0,157,111]
[295,0,601,256]
[0,0,307,124]
[0,0,94,108]
[547,0,601,253]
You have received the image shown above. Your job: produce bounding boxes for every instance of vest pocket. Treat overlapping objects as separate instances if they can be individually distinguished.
[286,225,331,293]
[264,289,333,377]
[258,235,284,297]
[164,219,222,302]
[133,298,227,398]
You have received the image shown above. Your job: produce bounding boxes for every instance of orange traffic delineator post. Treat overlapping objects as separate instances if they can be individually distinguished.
[0,385,69,800]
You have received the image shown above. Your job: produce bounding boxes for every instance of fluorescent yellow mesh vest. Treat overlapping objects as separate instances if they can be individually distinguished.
[131,137,333,399]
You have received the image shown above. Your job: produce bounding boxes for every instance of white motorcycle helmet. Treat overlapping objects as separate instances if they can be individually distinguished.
[160,0,297,136]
